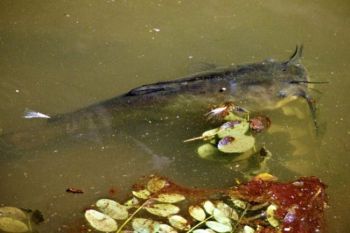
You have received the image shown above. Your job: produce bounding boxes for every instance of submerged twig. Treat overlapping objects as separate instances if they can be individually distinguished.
[232,204,250,232]
[186,215,213,233]
[184,136,205,143]
[115,199,152,233]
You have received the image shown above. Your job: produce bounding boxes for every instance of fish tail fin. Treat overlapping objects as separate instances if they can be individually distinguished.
[23,109,51,119]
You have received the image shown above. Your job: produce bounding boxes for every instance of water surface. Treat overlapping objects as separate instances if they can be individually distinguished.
[0,1,349,232]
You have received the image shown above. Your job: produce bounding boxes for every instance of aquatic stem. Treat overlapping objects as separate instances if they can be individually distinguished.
[186,215,213,233]
[232,204,250,232]
[116,199,151,233]
[184,136,204,143]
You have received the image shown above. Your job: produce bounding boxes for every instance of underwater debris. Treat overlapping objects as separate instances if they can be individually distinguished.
[249,116,271,133]
[81,175,327,233]
[66,187,84,194]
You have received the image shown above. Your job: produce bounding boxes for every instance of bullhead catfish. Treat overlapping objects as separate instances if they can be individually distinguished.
[51,45,315,120]
[1,46,317,149]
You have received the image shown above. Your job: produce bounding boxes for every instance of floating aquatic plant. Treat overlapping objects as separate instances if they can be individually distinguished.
[0,206,43,233]
[185,104,271,160]
[83,174,326,233]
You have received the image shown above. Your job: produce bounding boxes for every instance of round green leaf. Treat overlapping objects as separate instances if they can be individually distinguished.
[216,202,238,221]
[193,229,216,233]
[0,217,29,233]
[84,209,118,232]
[243,225,256,233]
[197,143,218,159]
[231,199,247,209]
[213,208,231,225]
[155,193,185,203]
[159,223,178,233]
[0,207,27,222]
[266,204,279,227]
[147,177,167,193]
[96,199,129,220]
[168,215,190,231]
[145,204,180,217]
[202,200,215,215]
[132,218,161,233]
[189,205,206,221]
[224,112,245,121]
[124,197,140,208]
[132,189,151,199]
[217,135,255,153]
[217,120,249,138]
[205,221,232,233]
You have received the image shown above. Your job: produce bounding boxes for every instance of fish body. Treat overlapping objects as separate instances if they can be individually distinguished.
[51,46,312,124]
[1,46,316,150]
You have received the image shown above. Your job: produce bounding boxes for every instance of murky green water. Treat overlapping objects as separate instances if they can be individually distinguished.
[0,1,349,232]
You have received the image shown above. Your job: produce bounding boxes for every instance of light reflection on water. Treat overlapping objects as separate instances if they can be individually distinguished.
[0,1,349,232]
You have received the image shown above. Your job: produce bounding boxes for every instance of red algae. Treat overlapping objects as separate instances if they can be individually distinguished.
[231,177,327,233]
[66,175,327,233]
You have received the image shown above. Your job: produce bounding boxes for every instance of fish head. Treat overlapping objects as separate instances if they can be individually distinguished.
[260,45,311,101]
[274,61,309,100]
[266,45,319,129]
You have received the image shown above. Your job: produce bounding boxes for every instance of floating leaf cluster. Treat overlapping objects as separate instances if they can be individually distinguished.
[83,174,326,233]
[185,105,271,159]
[0,206,43,233]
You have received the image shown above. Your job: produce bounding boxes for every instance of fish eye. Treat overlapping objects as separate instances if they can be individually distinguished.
[219,87,227,92]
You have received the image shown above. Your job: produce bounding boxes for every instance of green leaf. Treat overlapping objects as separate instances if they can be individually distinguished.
[224,112,245,121]
[145,204,180,217]
[124,197,140,208]
[205,221,232,233]
[0,207,27,222]
[193,229,215,233]
[96,199,129,220]
[202,201,215,215]
[213,208,231,225]
[0,217,29,233]
[266,204,279,227]
[188,205,206,221]
[168,215,191,231]
[215,202,238,221]
[217,135,255,153]
[159,223,178,233]
[132,189,151,199]
[197,144,219,159]
[243,225,256,233]
[155,193,186,203]
[231,199,247,209]
[147,177,167,193]
[84,209,118,232]
[202,128,219,139]
[217,120,250,138]
[132,218,160,233]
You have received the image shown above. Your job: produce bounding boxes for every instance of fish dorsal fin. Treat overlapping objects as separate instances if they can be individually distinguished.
[126,84,175,96]
[286,45,303,65]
